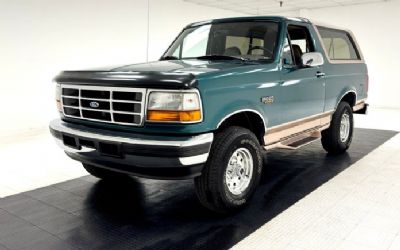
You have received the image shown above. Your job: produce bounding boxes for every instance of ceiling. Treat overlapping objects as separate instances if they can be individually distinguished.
[183,0,388,14]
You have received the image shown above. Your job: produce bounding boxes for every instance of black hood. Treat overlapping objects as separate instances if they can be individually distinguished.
[54,60,247,89]
[55,71,198,89]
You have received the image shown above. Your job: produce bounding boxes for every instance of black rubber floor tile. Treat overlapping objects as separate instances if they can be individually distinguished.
[24,186,64,200]
[26,235,76,250]
[53,178,94,191]
[79,175,99,183]
[0,209,33,240]
[0,128,396,250]
[0,197,57,220]
[53,180,95,198]
[0,194,31,209]
[57,226,115,249]
[32,190,86,213]
[0,225,59,250]
[27,208,83,235]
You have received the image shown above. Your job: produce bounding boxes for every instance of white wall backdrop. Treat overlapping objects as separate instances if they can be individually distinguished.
[0,0,242,136]
[1,0,399,137]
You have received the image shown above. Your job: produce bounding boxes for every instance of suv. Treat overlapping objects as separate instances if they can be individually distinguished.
[50,16,368,213]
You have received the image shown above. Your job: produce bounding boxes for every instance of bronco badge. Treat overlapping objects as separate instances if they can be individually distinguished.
[261,96,274,104]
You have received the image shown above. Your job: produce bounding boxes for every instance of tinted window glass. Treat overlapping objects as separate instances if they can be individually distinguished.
[287,25,315,65]
[282,36,294,65]
[288,25,315,54]
[317,27,360,60]
[165,22,279,61]
[226,36,264,55]
[181,25,210,58]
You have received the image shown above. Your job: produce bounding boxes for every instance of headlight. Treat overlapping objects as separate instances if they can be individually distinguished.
[55,83,62,112]
[146,91,202,123]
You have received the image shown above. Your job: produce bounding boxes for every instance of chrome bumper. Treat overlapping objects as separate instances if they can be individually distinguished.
[49,119,213,179]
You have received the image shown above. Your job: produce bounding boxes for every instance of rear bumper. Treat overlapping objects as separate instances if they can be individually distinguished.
[49,119,213,179]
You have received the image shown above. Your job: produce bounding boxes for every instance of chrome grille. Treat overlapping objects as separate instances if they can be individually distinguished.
[61,84,146,126]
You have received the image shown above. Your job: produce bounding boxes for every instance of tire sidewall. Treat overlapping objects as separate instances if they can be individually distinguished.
[335,103,354,150]
[217,133,262,208]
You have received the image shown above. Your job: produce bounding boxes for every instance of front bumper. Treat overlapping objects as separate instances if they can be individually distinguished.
[49,119,213,179]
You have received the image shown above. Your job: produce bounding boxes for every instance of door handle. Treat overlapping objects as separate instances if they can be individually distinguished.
[316,71,325,78]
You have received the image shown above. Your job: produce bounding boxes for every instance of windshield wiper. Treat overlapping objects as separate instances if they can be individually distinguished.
[161,55,249,62]
[254,57,273,62]
[196,55,248,62]
[160,55,179,61]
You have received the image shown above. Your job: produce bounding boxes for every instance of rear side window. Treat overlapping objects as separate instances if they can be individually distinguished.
[317,26,360,60]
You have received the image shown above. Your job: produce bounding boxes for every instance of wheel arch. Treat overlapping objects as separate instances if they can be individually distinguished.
[335,90,357,110]
[216,109,267,145]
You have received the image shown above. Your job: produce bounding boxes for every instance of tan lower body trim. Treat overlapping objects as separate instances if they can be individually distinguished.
[353,99,367,112]
[264,111,333,146]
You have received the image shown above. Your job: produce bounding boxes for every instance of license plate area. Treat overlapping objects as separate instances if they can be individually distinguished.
[98,142,122,158]
[62,133,122,158]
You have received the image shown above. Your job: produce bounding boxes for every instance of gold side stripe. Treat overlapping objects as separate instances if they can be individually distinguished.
[266,111,334,135]
[353,100,367,112]
[265,111,333,146]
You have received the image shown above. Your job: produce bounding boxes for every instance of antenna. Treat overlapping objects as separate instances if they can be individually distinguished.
[146,0,150,62]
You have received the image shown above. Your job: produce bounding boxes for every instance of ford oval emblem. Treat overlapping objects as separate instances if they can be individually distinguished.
[89,101,100,108]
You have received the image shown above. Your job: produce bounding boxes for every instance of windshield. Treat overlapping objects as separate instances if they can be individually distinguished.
[163,21,279,61]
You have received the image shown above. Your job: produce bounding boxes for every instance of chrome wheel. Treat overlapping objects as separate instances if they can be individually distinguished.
[340,113,350,142]
[225,148,253,195]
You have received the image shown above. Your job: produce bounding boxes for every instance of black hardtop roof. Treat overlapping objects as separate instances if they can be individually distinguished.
[186,16,311,28]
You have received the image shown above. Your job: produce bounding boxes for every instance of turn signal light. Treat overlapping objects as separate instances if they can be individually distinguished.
[56,100,62,112]
[55,83,62,112]
[147,110,201,122]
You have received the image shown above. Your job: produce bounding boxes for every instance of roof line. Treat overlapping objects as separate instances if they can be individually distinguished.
[186,15,310,28]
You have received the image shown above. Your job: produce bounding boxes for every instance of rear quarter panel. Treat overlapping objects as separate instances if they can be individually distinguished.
[323,62,368,111]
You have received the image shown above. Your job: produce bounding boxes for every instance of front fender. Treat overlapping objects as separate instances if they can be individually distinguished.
[210,100,267,130]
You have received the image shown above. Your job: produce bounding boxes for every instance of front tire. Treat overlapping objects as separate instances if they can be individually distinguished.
[321,102,354,154]
[194,126,263,214]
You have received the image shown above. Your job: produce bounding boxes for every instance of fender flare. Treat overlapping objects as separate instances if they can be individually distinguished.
[335,89,357,111]
[216,108,267,131]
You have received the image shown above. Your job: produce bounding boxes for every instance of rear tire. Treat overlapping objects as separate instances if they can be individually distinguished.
[83,164,129,180]
[321,102,354,154]
[194,126,263,214]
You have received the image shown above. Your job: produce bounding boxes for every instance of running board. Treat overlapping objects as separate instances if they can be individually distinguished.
[265,131,321,150]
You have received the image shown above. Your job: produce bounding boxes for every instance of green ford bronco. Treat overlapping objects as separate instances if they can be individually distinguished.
[50,16,368,213]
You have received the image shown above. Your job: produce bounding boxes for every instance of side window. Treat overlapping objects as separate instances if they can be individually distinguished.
[181,25,210,58]
[322,38,334,58]
[288,25,315,54]
[281,35,294,65]
[287,25,315,65]
[317,27,360,60]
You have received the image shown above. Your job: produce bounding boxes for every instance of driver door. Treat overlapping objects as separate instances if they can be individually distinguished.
[279,23,325,124]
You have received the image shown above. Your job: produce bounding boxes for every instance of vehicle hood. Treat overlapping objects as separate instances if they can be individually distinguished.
[55,60,263,89]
